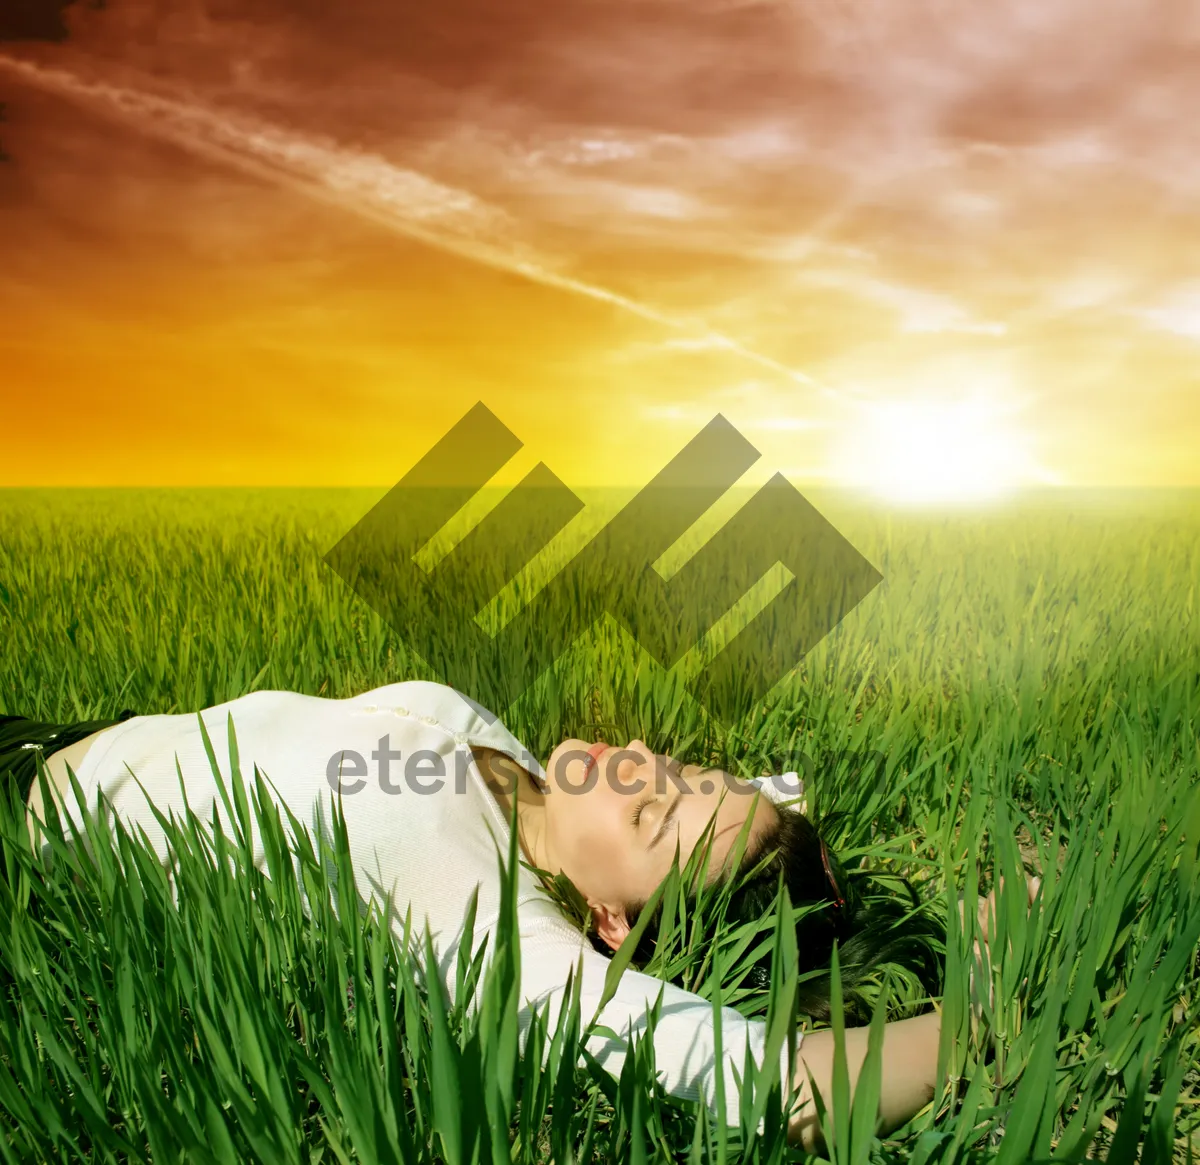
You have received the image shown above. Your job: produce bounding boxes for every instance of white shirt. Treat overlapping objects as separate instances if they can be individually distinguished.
[59,680,798,1126]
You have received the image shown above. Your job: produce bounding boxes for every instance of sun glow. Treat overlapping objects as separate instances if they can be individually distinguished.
[833,394,1046,505]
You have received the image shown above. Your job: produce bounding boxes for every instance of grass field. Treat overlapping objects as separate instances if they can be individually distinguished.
[1,486,1198,1163]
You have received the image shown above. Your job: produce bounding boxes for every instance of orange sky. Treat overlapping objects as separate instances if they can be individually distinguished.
[1,0,1199,497]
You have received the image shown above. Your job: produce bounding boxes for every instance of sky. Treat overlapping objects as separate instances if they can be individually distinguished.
[1,0,1198,499]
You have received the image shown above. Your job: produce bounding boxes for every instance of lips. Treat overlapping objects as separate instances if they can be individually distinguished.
[581,740,607,778]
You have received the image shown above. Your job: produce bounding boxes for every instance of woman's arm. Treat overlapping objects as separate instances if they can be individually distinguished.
[785,875,1041,1150]
[517,914,787,1128]
[786,1012,941,1149]
[519,918,942,1145]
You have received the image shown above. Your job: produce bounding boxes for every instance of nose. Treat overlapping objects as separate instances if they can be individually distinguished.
[609,739,652,787]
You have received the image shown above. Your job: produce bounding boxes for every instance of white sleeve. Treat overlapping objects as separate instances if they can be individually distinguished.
[515,914,796,1129]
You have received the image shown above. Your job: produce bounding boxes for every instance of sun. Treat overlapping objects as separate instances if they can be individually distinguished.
[833,395,1044,505]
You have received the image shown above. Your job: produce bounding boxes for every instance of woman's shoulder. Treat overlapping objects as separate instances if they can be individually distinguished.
[183,682,525,759]
[352,681,546,777]
[350,680,488,722]
[201,682,483,729]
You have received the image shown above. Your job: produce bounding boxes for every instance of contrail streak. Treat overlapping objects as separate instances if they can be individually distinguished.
[0,54,836,396]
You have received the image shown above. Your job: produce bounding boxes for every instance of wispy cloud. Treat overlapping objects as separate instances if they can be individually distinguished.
[1135,283,1200,342]
[0,53,832,393]
[799,270,1007,336]
[5,0,1200,486]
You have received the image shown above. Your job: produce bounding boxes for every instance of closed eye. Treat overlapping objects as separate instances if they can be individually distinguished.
[630,795,654,827]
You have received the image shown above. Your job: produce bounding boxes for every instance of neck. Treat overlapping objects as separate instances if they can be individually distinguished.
[471,747,557,876]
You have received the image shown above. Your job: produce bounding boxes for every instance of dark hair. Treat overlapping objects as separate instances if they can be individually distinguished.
[624,806,944,1024]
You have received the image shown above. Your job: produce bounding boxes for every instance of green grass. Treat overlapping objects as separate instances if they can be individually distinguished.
[1,486,1198,1162]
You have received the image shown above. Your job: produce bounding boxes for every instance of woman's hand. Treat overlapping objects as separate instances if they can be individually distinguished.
[971,873,1042,947]
[960,873,1042,1016]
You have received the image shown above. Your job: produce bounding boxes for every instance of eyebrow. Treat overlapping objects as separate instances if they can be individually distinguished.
[648,792,684,850]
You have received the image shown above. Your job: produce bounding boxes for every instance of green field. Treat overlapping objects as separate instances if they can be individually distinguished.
[1,487,1198,1162]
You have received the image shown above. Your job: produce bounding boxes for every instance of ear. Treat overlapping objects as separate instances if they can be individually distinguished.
[588,900,632,952]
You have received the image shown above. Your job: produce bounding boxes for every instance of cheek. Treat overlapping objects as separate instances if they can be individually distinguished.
[548,787,615,856]
[583,799,633,865]
[555,795,640,895]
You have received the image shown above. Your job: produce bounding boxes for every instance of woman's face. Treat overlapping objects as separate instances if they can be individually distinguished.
[541,737,779,948]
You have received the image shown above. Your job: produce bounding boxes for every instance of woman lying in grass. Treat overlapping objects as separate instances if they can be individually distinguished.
[10,680,1025,1149]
